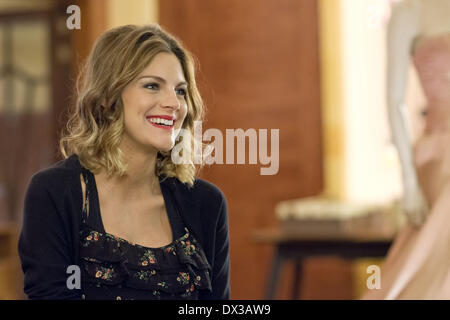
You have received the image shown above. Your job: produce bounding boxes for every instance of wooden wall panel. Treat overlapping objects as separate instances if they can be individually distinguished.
[160,0,327,299]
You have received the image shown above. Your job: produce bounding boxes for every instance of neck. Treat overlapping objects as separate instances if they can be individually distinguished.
[97,138,161,201]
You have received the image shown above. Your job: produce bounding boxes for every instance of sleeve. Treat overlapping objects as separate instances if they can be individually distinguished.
[208,192,231,299]
[18,174,82,300]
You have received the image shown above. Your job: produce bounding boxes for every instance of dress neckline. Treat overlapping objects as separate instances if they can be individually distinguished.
[81,220,191,251]
[80,166,187,250]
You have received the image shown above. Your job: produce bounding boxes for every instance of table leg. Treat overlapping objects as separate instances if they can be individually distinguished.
[265,247,283,300]
[292,260,303,299]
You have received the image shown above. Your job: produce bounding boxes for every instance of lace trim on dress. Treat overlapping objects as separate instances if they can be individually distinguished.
[79,224,212,295]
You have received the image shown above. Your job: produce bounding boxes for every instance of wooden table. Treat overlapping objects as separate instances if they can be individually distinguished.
[252,226,395,299]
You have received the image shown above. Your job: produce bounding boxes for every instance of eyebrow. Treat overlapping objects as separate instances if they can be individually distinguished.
[137,75,188,86]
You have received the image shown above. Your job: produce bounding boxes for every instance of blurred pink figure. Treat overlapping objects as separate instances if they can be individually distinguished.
[362,33,450,300]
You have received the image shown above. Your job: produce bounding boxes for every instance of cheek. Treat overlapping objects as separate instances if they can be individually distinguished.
[174,105,189,137]
[121,94,142,125]
[123,108,139,130]
[179,103,189,123]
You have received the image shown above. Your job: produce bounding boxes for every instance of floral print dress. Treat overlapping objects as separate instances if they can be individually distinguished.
[79,169,212,300]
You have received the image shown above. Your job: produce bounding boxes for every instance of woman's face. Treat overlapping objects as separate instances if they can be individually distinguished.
[120,52,188,154]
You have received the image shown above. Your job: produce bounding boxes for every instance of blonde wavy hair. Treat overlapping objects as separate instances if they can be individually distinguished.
[59,24,205,187]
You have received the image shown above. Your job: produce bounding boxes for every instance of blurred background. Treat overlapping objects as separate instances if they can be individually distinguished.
[0,0,426,299]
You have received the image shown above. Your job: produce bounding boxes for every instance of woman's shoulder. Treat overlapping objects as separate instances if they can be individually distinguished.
[163,176,227,218]
[170,176,226,203]
[194,177,226,200]
[28,154,81,192]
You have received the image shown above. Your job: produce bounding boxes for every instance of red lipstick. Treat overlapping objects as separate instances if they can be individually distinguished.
[146,115,175,130]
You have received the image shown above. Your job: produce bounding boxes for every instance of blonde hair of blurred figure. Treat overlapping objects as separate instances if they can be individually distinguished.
[59,24,205,187]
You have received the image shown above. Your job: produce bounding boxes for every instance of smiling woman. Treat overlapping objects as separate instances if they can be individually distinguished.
[121,52,188,154]
[60,24,203,186]
[18,24,230,300]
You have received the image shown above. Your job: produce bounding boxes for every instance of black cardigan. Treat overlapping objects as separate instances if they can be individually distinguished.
[18,154,230,300]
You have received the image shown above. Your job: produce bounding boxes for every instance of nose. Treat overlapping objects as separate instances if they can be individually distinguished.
[161,88,181,110]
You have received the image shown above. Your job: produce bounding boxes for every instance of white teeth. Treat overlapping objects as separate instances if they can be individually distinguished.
[149,118,174,126]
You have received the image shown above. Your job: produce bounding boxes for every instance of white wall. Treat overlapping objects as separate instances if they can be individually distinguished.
[339,0,421,204]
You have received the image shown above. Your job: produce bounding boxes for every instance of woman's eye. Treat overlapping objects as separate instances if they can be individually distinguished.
[176,88,187,97]
[144,83,159,90]
[144,83,186,97]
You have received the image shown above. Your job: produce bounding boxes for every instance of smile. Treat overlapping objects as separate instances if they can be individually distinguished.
[146,116,175,130]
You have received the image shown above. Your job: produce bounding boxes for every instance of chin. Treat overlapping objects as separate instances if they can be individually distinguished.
[156,142,175,153]
[144,135,175,152]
